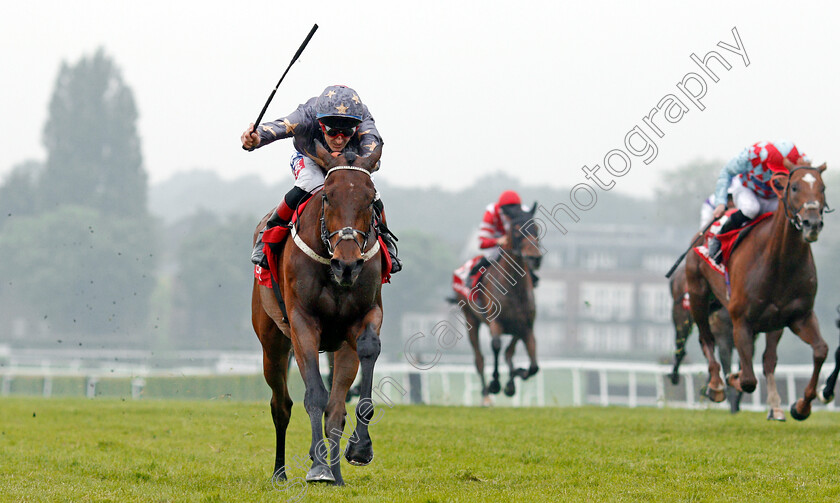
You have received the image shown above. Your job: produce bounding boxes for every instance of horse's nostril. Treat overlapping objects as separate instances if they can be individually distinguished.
[802,219,810,228]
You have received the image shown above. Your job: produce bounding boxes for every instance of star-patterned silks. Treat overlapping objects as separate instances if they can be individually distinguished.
[325,90,336,98]
[335,103,349,114]
[363,141,377,152]
[261,124,277,137]
[351,94,360,104]
[282,118,298,134]
[358,129,370,137]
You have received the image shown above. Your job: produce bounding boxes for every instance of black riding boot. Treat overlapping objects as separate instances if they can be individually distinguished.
[251,210,286,268]
[251,187,311,268]
[374,199,402,274]
[708,210,751,263]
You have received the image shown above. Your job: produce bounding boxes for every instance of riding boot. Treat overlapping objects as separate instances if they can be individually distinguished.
[468,256,491,283]
[373,199,402,274]
[251,191,307,267]
[708,210,751,264]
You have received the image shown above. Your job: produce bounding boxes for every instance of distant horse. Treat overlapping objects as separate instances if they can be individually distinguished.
[252,142,385,485]
[686,160,829,420]
[817,305,840,403]
[452,204,542,406]
[668,264,785,419]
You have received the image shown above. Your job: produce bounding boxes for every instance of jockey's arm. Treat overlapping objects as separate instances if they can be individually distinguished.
[477,208,502,249]
[356,106,383,157]
[714,147,750,206]
[243,105,308,151]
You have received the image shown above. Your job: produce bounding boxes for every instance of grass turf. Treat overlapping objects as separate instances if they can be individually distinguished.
[0,397,838,502]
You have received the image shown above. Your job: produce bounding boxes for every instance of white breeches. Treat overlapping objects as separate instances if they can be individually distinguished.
[731,175,778,219]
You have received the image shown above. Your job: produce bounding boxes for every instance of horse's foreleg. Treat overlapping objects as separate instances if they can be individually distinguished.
[345,309,383,467]
[763,330,785,421]
[322,343,359,485]
[488,322,503,395]
[502,336,518,397]
[730,317,757,393]
[670,303,692,385]
[466,314,490,404]
[789,313,828,421]
[687,291,724,401]
[818,344,840,404]
[521,327,539,379]
[261,330,294,480]
[714,321,739,413]
[289,314,333,483]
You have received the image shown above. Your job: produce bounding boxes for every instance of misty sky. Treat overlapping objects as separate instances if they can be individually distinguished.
[3,1,839,199]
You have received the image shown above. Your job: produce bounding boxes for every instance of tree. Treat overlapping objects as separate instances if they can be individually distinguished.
[170,212,256,349]
[0,206,158,339]
[0,160,42,225]
[652,158,723,228]
[40,48,146,216]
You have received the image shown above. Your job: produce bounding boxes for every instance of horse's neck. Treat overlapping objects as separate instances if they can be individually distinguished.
[298,195,328,255]
[765,204,811,271]
[490,248,530,291]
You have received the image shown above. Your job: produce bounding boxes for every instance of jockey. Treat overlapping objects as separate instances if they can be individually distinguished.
[469,190,539,286]
[707,140,810,262]
[241,84,401,274]
[699,188,734,230]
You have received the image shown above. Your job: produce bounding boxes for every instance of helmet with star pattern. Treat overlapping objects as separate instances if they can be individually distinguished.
[314,85,364,128]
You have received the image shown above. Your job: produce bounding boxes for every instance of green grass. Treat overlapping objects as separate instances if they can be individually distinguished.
[1,397,839,502]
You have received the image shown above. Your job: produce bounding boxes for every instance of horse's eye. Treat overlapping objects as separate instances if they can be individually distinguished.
[791,184,798,193]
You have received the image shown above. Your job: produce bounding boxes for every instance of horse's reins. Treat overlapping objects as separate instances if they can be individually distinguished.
[291,165,380,265]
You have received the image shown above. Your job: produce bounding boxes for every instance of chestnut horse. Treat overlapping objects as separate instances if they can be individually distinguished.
[669,263,786,418]
[453,204,542,406]
[686,160,829,420]
[252,142,384,485]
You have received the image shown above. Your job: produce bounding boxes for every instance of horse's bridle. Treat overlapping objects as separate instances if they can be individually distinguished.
[773,166,832,231]
[291,165,380,265]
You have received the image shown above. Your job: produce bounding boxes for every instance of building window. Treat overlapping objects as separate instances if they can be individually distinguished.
[579,282,633,321]
[536,280,566,317]
[638,284,671,321]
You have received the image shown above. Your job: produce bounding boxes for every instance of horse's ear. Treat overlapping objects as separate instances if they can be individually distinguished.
[357,143,383,173]
[530,202,538,216]
[303,140,331,168]
[818,162,827,174]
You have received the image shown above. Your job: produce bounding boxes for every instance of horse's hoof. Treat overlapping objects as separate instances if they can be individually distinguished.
[726,373,743,392]
[669,372,680,386]
[790,400,811,421]
[305,464,335,483]
[345,440,374,466]
[526,364,539,379]
[488,380,501,395]
[513,368,529,379]
[766,408,786,422]
[482,396,493,407]
[504,380,516,397]
[706,386,726,403]
[817,388,834,404]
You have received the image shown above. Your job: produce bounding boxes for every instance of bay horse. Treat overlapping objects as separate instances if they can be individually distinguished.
[685,160,829,420]
[668,263,786,418]
[453,204,542,406]
[251,141,384,485]
[817,305,840,403]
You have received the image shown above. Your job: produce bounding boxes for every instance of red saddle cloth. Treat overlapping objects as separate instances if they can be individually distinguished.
[692,211,773,274]
[254,194,391,287]
[452,255,485,301]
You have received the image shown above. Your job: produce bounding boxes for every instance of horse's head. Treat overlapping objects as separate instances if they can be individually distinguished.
[501,202,543,271]
[775,159,828,243]
[307,141,382,286]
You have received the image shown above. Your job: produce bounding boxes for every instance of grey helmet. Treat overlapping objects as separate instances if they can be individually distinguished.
[314,85,364,127]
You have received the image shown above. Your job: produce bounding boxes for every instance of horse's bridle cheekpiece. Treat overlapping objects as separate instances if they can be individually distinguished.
[291,166,380,265]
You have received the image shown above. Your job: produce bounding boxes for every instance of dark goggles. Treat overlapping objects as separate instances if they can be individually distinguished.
[321,122,358,138]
